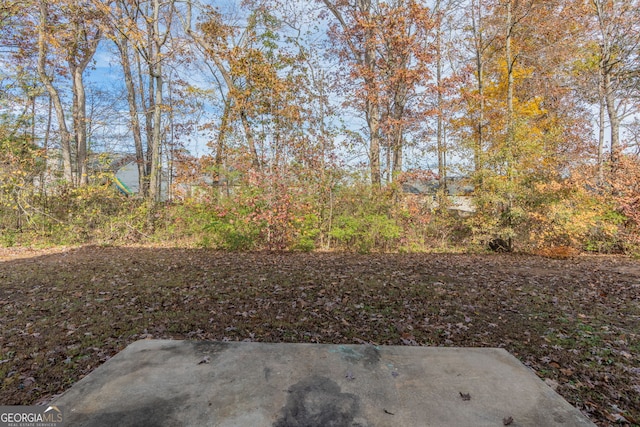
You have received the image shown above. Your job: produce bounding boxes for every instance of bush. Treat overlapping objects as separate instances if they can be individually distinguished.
[204,215,262,251]
[292,214,321,252]
[328,184,401,252]
[198,171,325,251]
[329,213,400,253]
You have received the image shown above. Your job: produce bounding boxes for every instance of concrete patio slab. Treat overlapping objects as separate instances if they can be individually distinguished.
[53,340,595,426]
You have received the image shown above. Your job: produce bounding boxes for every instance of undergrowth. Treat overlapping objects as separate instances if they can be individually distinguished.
[0,173,637,255]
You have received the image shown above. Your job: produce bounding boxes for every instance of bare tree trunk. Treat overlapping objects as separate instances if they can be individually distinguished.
[598,67,605,182]
[362,0,381,187]
[505,0,515,179]
[145,48,155,181]
[471,0,485,176]
[239,110,261,169]
[215,101,231,173]
[368,100,381,187]
[72,66,89,186]
[390,58,407,181]
[435,0,445,182]
[504,0,515,250]
[134,48,152,195]
[148,0,164,203]
[115,34,146,196]
[391,84,405,182]
[604,71,620,163]
[30,95,36,142]
[166,74,175,201]
[40,95,53,201]
[391,129,402,180]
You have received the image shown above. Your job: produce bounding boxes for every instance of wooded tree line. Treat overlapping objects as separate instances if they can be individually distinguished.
[1,0,640,252]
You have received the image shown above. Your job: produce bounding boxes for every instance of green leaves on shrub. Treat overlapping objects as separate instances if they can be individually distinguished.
[330,214,400,253]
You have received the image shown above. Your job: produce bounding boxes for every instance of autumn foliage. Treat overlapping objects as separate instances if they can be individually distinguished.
[0,0,640,255]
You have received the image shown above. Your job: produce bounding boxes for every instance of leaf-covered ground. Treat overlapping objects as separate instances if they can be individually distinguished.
[1,246,639,426]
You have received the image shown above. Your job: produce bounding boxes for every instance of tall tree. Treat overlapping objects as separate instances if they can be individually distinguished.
[67,2,102,186]
[321,0,383,186]
[98,0,177,201]
[428,0,464,183]
[378,0,435,182]
[452,0,503,180]
[468,0,490,175]
[147,0,173,203]
[179,3,265,171]
[320,0,435,186]
[35,0,72,184]
[589,0,640,164]
[104,0,148,196]
[34,0,101,187]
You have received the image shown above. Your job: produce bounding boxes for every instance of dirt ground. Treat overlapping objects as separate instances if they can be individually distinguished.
[0,246,638,426]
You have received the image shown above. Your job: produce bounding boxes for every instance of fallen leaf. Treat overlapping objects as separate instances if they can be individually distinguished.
[559,368,574,376]
[605,412,628,423]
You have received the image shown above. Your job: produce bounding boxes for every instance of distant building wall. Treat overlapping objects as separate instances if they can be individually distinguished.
[402,176,476,215]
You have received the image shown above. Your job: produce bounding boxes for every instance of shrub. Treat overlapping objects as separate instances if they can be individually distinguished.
[329,213,400,253]
[292,214,321,252]
[328,183,402,252]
